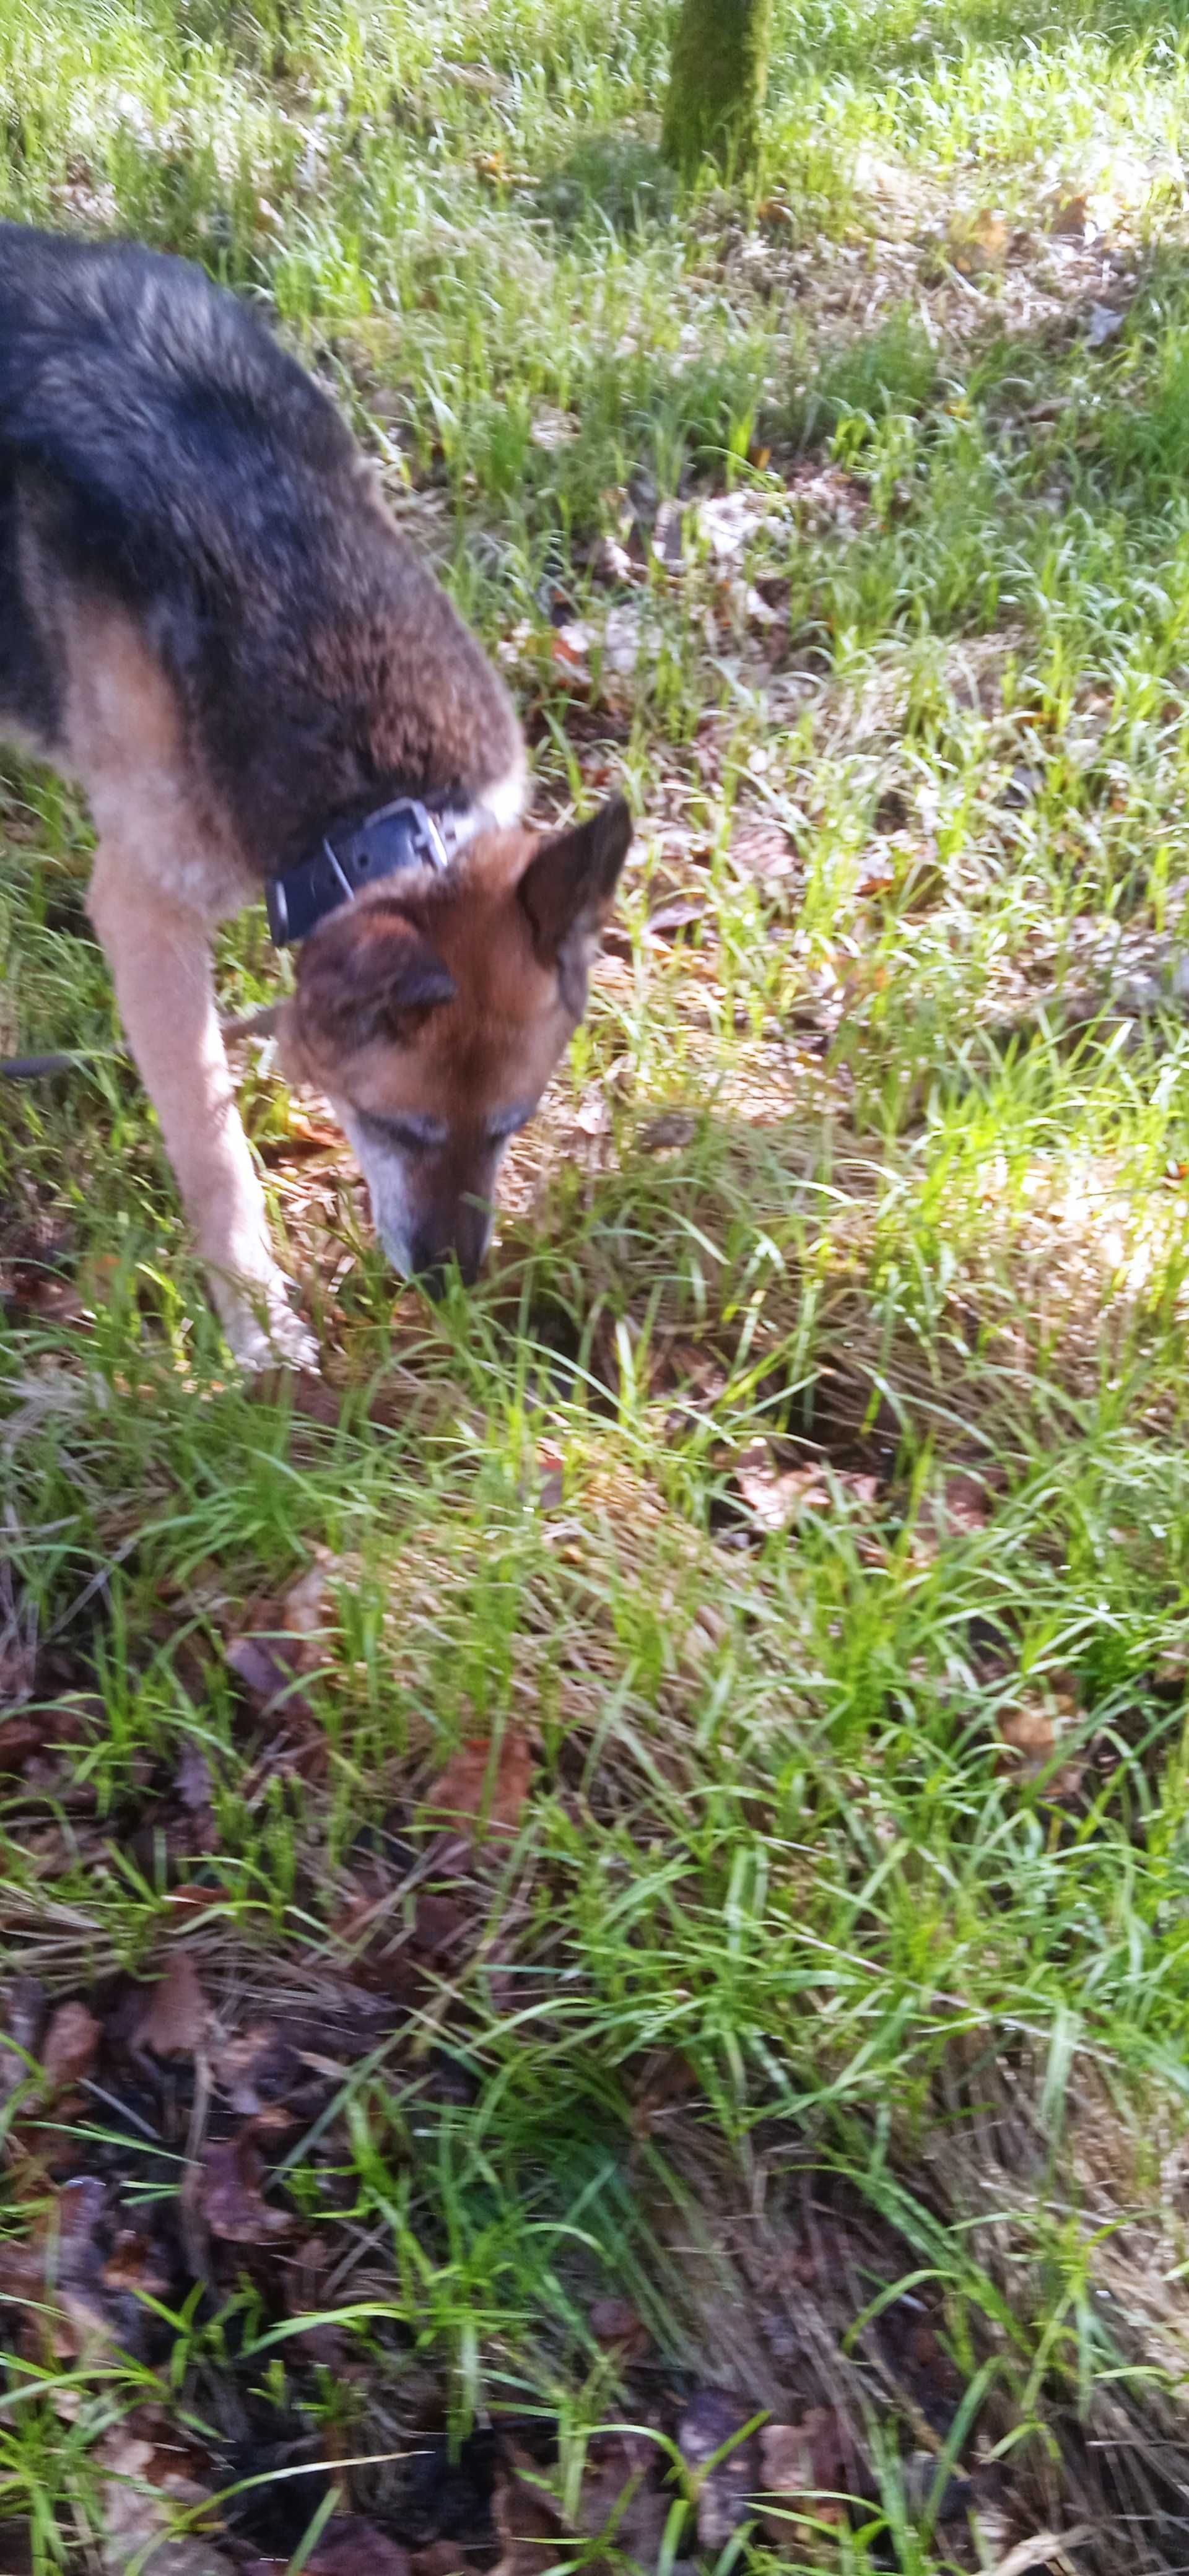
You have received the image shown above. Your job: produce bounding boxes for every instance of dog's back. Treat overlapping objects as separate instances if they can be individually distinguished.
[0,224,521,863]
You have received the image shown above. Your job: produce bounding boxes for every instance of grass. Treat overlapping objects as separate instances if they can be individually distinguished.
[5,0,1189,2569]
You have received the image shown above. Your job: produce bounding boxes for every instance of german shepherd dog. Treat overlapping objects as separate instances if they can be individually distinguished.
[0,223,632,1365]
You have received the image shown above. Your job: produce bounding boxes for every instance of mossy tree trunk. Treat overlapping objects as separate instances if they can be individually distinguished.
[661,0,774,183]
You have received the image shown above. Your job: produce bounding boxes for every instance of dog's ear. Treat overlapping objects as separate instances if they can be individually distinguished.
[292,900,455,1060]
[518,796,633,978]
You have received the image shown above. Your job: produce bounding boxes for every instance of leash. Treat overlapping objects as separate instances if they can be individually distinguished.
[0,1001,281,1082]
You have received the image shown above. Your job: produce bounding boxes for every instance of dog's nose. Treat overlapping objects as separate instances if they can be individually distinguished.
[408,1239,484,1296]
[414,1255,452,1301]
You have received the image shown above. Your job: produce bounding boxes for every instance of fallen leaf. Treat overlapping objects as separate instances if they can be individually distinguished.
[224,1554,337,1719]
[40,2000,101,2094]
[492,2458,564,2576]
[529,406,578,451]
[949,206,1008,271]
[1049,189,1091,238]
[98,2420,235,2576]
[424,1727,534,1844]
[552,620,594,671]
[1086,302,1123,347]
[256,1111,342,1165]
[760,2408,851,2520]
[0,2177,127,2361]
[173,1743,216,1812]
[133,1952,210,2060]
[678,2390,762,2549]
[0,1710,45,1772]
[212,2020,306,2115]
[198,2128,293,2243]
[643,896,706,942]
[281,1552,339,1640]
[589,534,634,585]
[998,1701,1056,1759]
[573,1083,613,1137]
[985,2531,1097,2576]
[575,2430,671,2558]
[303,2523,412,2576]
[603,601,643,677]
[694,490,773,562]
[224,1634,304,1708]
[589,2295,651,2357]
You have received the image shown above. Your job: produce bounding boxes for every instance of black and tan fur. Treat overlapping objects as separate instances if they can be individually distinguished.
[0,222,631,1362]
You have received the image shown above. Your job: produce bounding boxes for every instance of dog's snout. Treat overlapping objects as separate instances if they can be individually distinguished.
[336,1105,502,1292]
[407,1221,487,1295]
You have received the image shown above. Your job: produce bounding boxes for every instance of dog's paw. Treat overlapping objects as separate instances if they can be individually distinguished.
[219,1289,320,1375]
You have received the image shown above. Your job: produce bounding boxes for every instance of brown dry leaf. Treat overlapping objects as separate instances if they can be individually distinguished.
[198,2127,293,2243]
[0,2176,119,2361]
[173,1743,216,1813]
[734,1443,831,1531]
[98,2419,233,2576]
[492,2457,565,2576]
[1049,189,1091,238]
[40,2000,101,2094]
[424,1726,534,1844]
[133,1952,211,2060]
[224,1632,308,1711]
[575,2430,671,2561]
[678,2390,762,2549]
[997,1687,1085,1799]
[589,2295,651,2357]
[0,1710,42,1772]
[998,1702,1056,1760]
[256,1111,341,1165]
[552,621,594,676]
[760,2408,852,2531]
[212,2021,303,2116]
[302,2523,412,2576]
[951,206,1009,271]
[281,1552,339,1640]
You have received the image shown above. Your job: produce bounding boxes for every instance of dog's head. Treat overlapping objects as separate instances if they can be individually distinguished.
[277,795,632,1289]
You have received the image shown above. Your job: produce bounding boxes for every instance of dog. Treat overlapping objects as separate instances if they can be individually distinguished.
[0,222,632,1365]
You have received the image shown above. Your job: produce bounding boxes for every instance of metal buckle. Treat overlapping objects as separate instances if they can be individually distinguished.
[405,801,450,871]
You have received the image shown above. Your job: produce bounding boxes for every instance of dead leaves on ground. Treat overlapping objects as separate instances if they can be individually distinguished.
[245,2524,413,2576]
[197,2121,295,2245]
[424,1726,534,1848]
[996,1679,1089,1801]
[729,1438,881,1537]
[133,1949,211,2058]
[222,1547,342,1785]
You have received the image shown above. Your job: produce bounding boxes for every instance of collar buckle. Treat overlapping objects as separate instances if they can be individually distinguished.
[266,794,470,947]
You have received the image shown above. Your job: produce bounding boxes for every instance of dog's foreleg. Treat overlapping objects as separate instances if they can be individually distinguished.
[87,849,317,1369]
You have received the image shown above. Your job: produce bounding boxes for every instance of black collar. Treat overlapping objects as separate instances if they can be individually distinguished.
[266,793,480,947]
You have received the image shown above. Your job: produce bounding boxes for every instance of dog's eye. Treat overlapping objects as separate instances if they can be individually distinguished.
[359,1109,443,1154]
[487,1102,535,1143]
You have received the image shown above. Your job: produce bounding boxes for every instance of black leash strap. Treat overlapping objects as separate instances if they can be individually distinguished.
[0,1003,280,1083]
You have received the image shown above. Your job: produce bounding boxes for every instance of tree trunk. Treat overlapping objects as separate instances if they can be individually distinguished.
[661,0,774,183]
